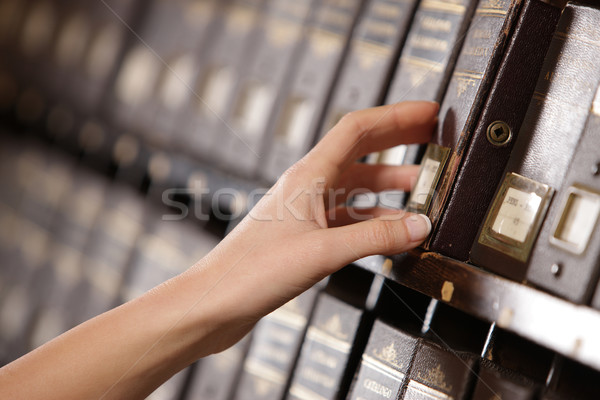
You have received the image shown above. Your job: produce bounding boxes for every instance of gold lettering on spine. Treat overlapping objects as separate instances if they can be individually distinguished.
[300,366,337,389]
[267,18,302,48]
[410,34,449,52]
[363,20,397,40]
[416,364,453,393]
[363,379,393,398]
[371,2,402,18]
[420,16,452,33]
[453,70,482,98]
[310,29,344,58]
[226,6,255,34]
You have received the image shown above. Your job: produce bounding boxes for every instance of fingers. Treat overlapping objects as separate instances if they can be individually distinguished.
[312,213,432,269]
[305,101,438,183]
[326,206,406,228]
[332,163,419,205]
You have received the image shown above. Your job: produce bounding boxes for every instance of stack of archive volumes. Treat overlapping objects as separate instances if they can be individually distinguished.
[2,0,600,399]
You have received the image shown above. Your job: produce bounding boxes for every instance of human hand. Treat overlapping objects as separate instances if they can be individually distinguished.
[186,101,439,354]
[0,102,438,400]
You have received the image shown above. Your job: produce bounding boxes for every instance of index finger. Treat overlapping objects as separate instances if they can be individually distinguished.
[306,101,438,182]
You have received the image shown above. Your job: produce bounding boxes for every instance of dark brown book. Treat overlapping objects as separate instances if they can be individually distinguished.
[259,0,364,182]
[318,0,420,137]
[368,0,478,208]
[232,288,319,400]
[471,361,538,400]
[402,340,477,400]
[406,0,560,260]
[470,3,600,281]
[214,0,317,178]
[107,0,219,149]
[185,335,252,400]
[286,293,365,400]
[346,320,418,400]
[426,0,560,260]
[175,0,267,161]
[526,84,600,304]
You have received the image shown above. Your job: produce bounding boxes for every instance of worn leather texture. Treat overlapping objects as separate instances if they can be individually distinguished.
[526,97,600,304]
[347,320,419,399]
[471,3,600,280]
[405,340,477,400]
[387,0,477,105]
[318,0,419,140]
[429,0,561,260]
[260,0,363,182]
[471,361,538,400]
[423,0,524,235]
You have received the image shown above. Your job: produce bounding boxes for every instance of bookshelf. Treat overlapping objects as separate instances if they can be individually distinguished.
[1,0,600,399]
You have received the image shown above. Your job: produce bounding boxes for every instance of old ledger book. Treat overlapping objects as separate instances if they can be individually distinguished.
[406,0,560,261]
[526,83,600,303]
[259,0,363,182]
[347,320,419,400]
[319,0,420,137]
[471,3,600,281]
[369,0,477,173]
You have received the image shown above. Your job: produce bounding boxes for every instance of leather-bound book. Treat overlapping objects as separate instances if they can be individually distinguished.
[318,0,420,138]
[401,340,477,400]
[76,184,145,324]
[370,0,478,174]
[287,265,376,400]
[286,293,366,400]
[28,168,107,350]
[259,0,364,182]
[107,0,218,146]
[526,84,600,304]
[232,288,319,400]
[470,3,600,281]
[346,320,419,400]
[426,0,560,260]
[176,0,266,162]
[185,335,252,400]
[471,360,538,400]
[214,0,318,178]
[406,0,560,261]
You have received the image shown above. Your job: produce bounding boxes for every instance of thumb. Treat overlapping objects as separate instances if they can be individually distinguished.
[315,212,432,269]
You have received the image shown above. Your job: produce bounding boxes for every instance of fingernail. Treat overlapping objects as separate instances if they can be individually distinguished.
[404,214,431,242]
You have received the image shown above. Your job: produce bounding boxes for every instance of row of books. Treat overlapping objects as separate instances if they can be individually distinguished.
[2,0,600,399]
[3,0,600,309]
[0,133,597,399]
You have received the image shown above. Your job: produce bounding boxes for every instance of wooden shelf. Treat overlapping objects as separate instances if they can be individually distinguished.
[355,250,600,372]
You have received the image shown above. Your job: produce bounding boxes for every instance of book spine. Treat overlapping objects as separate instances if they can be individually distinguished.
[402,341,477,400]
[368,0,478,209]
[471,361,538,400]
[185,335,252,400]
[77,185,145,324]
[347,320,418,400]
[319,0,420,138]
[232,288,319,400]
[108,0,218,149]
[29,169,107,350]
[428,0,561,260]
[470,3,600,281]
[526,84,600,304]
[177,0,266,161]
[259,0,365,183]
[405,0,524,218]
[215,0,316,178]
[286,293,365,400]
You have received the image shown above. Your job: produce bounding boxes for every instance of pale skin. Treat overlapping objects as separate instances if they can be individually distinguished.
[0,101,438,399]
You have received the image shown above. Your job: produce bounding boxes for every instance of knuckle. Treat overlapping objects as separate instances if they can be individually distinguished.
[365,220,397,251]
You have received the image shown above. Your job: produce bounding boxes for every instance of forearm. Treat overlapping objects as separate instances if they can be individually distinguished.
[0,259,227,400]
